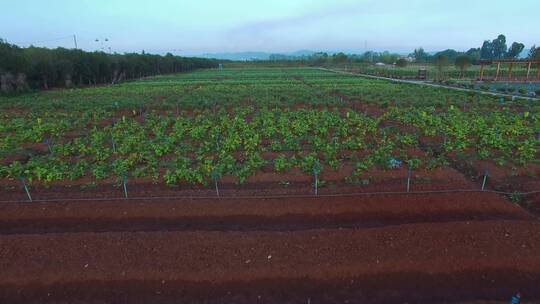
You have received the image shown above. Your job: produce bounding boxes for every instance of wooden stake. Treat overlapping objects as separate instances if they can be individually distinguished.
[479,63,485,81]
[526,62,532,81]
[495,62,501,81]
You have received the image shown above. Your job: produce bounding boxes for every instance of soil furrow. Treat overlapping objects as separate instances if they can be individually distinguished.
[1,221,540,303]
[0,193,529,234]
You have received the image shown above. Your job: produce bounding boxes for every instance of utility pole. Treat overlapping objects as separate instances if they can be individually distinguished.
[73,35,78,49]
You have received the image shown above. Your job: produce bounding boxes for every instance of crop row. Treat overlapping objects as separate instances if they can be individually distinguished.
[1,106,537,186]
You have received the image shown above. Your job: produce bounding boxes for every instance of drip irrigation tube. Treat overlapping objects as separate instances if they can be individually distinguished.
[0,188,539,204]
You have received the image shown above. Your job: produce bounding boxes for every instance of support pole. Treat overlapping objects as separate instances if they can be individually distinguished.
[314,172,318,196]
[481,170,489,191]
[19,177,32,202]
[111,137,116,153]
[44,138,52,155]
[407,168,412,193]
[526,62,532,81]
[215,179,220,197]
[122,174,128,199]
[508,63,513,80]
[479,63,485,81]
[537,62,540,80]
[494,62,501,81]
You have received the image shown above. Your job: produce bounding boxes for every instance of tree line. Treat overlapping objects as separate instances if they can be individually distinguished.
[0,39,219,92]
[265,34,539,68]
[268,51,403,65]
[413,34,540,79]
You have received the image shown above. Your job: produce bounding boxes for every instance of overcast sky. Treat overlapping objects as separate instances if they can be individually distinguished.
[1,0,539,55]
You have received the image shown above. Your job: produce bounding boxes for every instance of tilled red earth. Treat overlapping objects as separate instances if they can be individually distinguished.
[0,192,539,303]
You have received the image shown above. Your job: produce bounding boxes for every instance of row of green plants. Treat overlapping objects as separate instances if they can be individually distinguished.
[4,67,536,114]
[1,68,538,187]
[310,75,539,110]
[1,106,537,185]
[387,106,539,165]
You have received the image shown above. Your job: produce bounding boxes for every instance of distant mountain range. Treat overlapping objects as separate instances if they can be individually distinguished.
[199,50,317,61]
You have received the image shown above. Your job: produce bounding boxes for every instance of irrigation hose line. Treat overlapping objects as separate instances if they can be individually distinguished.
[1,188,540,204]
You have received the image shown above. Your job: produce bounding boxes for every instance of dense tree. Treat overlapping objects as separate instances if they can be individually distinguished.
[332,52,348,64]
[507,42,525,59]
[479,34,523,60]
[361,51,376,63]
[492,34,507,59]
[395,58,408,67]
[465,48,481,63]
[380,52,398,64]
[480,40,494,60]
[0,39,219,92]
[528,45,540,60]
[311,52,329,65]
[410,48,430,63]
[0,39,27,73]
[455,55,471,78]
[433,49,459,63]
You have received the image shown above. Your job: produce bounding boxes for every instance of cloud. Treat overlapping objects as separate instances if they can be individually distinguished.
[224,1,377,41]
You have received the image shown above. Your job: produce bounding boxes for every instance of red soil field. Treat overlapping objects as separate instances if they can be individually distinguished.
[1,190,539,303]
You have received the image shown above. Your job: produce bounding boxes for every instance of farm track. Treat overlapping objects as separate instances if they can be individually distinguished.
[1,192,540,303]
